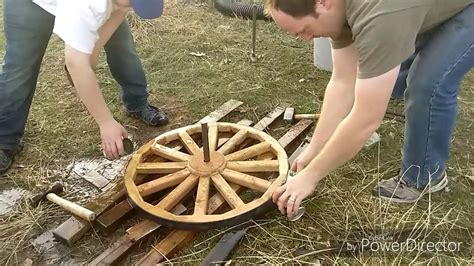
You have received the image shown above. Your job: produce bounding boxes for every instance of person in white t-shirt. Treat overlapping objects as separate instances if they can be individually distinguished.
[0,0,169,175]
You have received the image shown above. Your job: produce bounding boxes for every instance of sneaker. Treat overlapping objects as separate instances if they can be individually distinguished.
[0,149,15,175]
[372,172,448,203]
[126,104,169,127]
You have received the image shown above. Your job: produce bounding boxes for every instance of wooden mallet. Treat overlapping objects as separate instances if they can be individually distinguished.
[30,183,96,222]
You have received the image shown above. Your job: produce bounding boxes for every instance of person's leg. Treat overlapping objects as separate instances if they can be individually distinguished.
[0,0,54,173]
[391,30,434,100]
[104,21,149,112]
[374,5,474,202]
[104,21,168,126]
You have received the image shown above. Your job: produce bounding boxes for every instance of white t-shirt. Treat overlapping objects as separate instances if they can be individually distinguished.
[33,0,115,54]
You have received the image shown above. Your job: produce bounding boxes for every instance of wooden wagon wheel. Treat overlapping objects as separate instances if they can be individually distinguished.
[125,122,288,230]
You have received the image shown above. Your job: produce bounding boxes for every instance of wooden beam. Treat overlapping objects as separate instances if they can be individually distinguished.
[96,199,134,232]
[155,175,199,211]
[90,204,187,265]
[220,169,271,193]
[150,143,192,162]
[136,162,187,174]
[136,230,197,266]
[52,183,126,245]
[225,142,272,161]
[178,131,201,155]
[137,169,191,197]
[217,129,248,155]
[198,99,243,124]
[194,176,210,215]
[211,174,245,209]
[226,160,279,172]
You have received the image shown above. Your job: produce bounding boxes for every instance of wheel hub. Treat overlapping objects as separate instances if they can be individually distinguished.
[188,151,226,176]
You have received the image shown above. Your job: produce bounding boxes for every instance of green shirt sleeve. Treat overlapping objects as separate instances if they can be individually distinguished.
[355,7,428,79]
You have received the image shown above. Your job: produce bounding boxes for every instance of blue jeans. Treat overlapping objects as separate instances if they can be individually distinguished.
[0,0,149,151]
[392,5,474,188]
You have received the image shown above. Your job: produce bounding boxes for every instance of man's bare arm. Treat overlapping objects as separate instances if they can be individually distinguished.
[305,66,400,181]
[307,43,358,154]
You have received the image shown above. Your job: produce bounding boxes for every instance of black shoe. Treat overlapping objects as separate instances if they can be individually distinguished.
[126,105,169,127]
[0,149,15,175]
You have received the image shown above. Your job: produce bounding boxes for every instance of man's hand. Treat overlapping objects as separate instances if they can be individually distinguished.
[272,169,319,219]
[99,119,128,160]
[291,146,318,172]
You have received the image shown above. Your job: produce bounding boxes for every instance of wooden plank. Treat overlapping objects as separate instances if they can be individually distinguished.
[52,217,90,246]
[221,169,271,193]
[52,183,126,245]
[198,99,243,124]
[96,200,134,232]
[252,106,286,131]
[210,174,245,209]
[136,230,197,266]
[90,204,187,265]
[236,106,286,150]
[81,170,110,190]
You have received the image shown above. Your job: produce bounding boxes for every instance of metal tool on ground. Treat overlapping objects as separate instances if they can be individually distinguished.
[30,183,96,222]
[283,107,320,123]
[123,138,134,155]
[250,4,258,63]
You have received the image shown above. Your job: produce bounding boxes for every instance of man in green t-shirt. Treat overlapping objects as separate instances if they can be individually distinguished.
[267,0,473,217]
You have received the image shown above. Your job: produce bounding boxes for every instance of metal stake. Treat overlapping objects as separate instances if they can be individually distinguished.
[201,123,210,162]
[250,4,258,62]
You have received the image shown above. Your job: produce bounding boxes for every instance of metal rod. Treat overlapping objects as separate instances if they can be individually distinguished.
[201,123,210,162]
[251,4,257,57]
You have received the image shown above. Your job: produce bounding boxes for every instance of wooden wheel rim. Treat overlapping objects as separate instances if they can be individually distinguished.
[125,122,288,230]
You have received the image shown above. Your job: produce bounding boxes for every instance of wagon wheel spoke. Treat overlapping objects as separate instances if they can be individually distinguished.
[151,143,192,162]
[178,130,201,155]
[136,162,188,174]
[217,129,248,155]
[225,142,272,161]
[154,174,199,211]
[208,122,219,151]
[211,173,245,209]
[137,169,191,197]
[226,160,279,172]
[194,176,211,215]
[220,169,271,193]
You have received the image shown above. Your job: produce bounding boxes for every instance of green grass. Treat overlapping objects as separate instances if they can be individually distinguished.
[0,1,473,264]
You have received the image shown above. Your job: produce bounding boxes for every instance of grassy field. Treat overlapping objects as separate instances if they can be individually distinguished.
[0,1,473,264]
